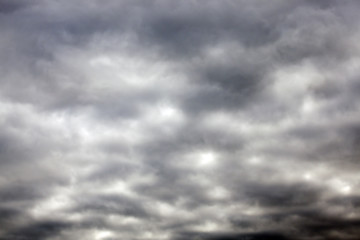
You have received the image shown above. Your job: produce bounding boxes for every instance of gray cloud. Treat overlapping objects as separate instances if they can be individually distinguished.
[1,221,70,240]
[1,0,360,239]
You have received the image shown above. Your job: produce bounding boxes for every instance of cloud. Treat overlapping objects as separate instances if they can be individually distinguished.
[2,221,70,240]
[174,231,290,240]
[1,0,360,239]
[0,0,33,14]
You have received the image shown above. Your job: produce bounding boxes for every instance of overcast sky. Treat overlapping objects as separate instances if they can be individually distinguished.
[1,0,360,239]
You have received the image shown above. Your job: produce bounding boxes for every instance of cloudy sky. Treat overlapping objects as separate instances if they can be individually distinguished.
[1,0,360,239]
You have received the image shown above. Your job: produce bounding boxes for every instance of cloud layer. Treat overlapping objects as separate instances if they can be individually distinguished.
[1,0,360,239]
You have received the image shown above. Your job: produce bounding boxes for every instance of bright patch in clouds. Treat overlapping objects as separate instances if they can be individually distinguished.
[197,151,218,168]
[94,230,114,240]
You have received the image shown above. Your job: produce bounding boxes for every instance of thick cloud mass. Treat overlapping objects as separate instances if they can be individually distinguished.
[1,0,360,239]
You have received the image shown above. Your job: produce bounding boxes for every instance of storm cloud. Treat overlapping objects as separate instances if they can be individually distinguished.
[1,0,360,239]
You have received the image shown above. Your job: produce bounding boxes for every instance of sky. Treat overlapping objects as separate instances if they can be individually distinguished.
[1,0,360,239]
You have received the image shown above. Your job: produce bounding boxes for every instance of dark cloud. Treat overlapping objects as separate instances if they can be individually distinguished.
[243,182,322,207]
[73,194,151,219]
[0,207,20,232]
[174,231,291,240]
[140,2,280,57]
[1,221,70,240]
[0,0,32,14]
[0,185,42,203]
